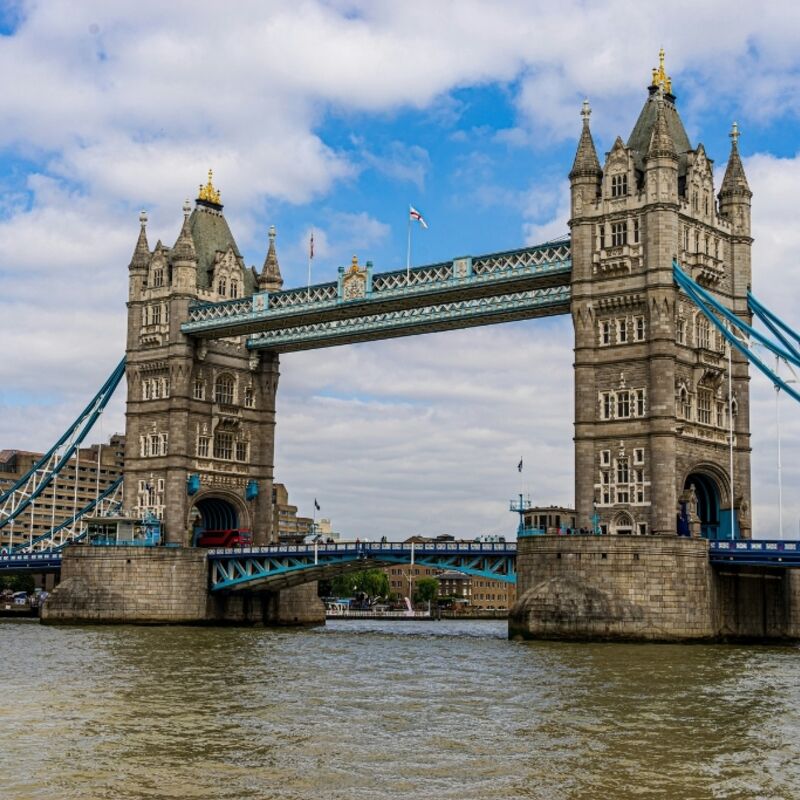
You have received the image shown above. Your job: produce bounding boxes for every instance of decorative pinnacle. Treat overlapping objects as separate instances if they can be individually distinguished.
[268,224,276,242]
[650,47,672,94]
[730,120,740,147]
[139,210,148,227]
[197,168,221,205]
[182,198,191,217]
[581,98,591,125]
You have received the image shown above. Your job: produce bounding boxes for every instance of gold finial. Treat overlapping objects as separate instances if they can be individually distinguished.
[350,254,359,273]
[651,47,672,94]
[197,168,221,205]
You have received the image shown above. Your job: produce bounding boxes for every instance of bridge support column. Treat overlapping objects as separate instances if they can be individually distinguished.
[41,547,324,626]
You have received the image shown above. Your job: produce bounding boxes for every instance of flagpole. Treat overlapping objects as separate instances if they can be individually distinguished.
[306,229,313,301]
[406,208,412,280]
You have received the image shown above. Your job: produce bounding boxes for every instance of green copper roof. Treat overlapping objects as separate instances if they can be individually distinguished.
[627,87,692,175]
[180,204,257,294]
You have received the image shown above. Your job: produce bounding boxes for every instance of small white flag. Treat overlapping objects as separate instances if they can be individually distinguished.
[409,205,428,229]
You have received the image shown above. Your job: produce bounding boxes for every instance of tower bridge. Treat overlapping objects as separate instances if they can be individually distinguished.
[6,53,800,639]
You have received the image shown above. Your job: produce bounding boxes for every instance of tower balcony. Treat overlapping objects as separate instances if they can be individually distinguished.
[682,252,725,287]
[592,243,643,276]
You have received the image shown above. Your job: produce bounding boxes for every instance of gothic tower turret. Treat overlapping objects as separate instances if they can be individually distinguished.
[123,171,280,546]
[569,51,752,539]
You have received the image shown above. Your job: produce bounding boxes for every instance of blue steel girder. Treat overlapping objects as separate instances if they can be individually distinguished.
[208,541,518,592]
[709,539,800,568]
[0,551,62,573]
[246,286,570,353]
[181,240,571,343]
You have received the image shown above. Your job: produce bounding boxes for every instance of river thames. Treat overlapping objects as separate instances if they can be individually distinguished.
[1,618,799,799]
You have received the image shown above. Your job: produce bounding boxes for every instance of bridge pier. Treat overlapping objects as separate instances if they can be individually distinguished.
[40,547,324,626]
[510,536,800,642]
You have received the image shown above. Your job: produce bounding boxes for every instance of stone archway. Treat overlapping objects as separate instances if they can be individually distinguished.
[611,510,635,536]
[188,489,251,546]
[683,466,728,540]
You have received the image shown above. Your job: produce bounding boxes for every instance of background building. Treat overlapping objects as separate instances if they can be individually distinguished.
[0,434,125,549]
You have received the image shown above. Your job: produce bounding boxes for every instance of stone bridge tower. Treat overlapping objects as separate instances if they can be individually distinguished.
[124,172,282,545]
[569,52,752,539]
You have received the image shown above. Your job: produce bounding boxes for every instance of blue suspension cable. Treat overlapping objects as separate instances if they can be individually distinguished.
[676,269,800,404]
[748,291,800,363]
[673,263,800,369]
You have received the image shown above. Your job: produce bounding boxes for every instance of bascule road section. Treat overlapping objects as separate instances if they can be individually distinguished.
[180,243,571,351]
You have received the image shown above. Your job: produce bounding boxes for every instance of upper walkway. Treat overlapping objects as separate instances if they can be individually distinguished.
[181,240,572,350]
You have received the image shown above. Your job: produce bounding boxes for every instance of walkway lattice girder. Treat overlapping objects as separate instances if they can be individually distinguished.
[181,241,572,346]
[208,542,518,592]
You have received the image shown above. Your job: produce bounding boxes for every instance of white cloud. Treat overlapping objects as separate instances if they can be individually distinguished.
[2,0,800,541]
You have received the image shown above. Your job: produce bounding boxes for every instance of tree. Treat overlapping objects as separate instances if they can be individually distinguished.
[0,574,35,593]
[330,569,389,599]
[413,577,439,605]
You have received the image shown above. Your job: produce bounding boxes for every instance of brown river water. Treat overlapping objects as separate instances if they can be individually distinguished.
[1,618,799,799]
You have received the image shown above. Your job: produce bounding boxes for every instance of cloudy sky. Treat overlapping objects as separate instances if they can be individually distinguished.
[1,0,799,539]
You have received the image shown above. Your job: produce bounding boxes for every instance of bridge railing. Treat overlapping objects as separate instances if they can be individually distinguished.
[207,540,517,558]
[186,241,571,327]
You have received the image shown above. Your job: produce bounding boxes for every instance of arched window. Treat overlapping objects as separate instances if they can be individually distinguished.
[230,280,239,298]
[153,268,164,288]
[217,277,227,295]
[214,374,234,405]
[213,431,233,460]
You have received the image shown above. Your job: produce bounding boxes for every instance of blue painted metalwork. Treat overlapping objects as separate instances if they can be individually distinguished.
[12,476,123,553]
[673,262,800,404]
[0,358,126,531]
[187,474,201,496]
[246,286,571,352]
[208,540,517,592]
[709,539,800,568]
[181,240,572,344]
[245,480,259,501]
[0,551,62,573]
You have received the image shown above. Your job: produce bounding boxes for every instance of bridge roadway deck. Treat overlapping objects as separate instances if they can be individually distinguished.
[4,539,799,585]
[180,241,572,350]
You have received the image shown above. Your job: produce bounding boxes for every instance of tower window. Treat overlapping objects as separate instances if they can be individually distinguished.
[683,227,689,252]
[235,441,249,462]
[697,388,712,425]
[611,222,627,247]
[230,280,239,299]
[635,389,646,417]
[696,317,710,349]
[676,318,686,344]
[153,268,164,288]
[617,391,630,419]
[611,174,628,197]
[600,321,611,346]
[214,374,235,405]
[244,386,255,408]
[197,436,209,458]
[617,318,628,344]
[633,217,640,243]
[679,386,692,420]
[634,316,645,341]
[193,378,205,400]
[217,277,227,295]
[213,431,233,460]
[633,448,644,465]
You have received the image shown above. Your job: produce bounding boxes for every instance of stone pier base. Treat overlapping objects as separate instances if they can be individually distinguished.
[509,535,800,642]
[40,546,325,626]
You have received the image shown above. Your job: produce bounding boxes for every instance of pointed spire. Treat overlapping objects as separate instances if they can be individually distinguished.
[171,199,196,262]
[720,121,751,198]
[259,225,283,291]
[129,210,150,271]
[646,90,677,160]
[569,99,602,179]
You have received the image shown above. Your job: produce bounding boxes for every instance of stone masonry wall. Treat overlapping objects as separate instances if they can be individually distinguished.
[41,546,324,626]
[510,535,716,641]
